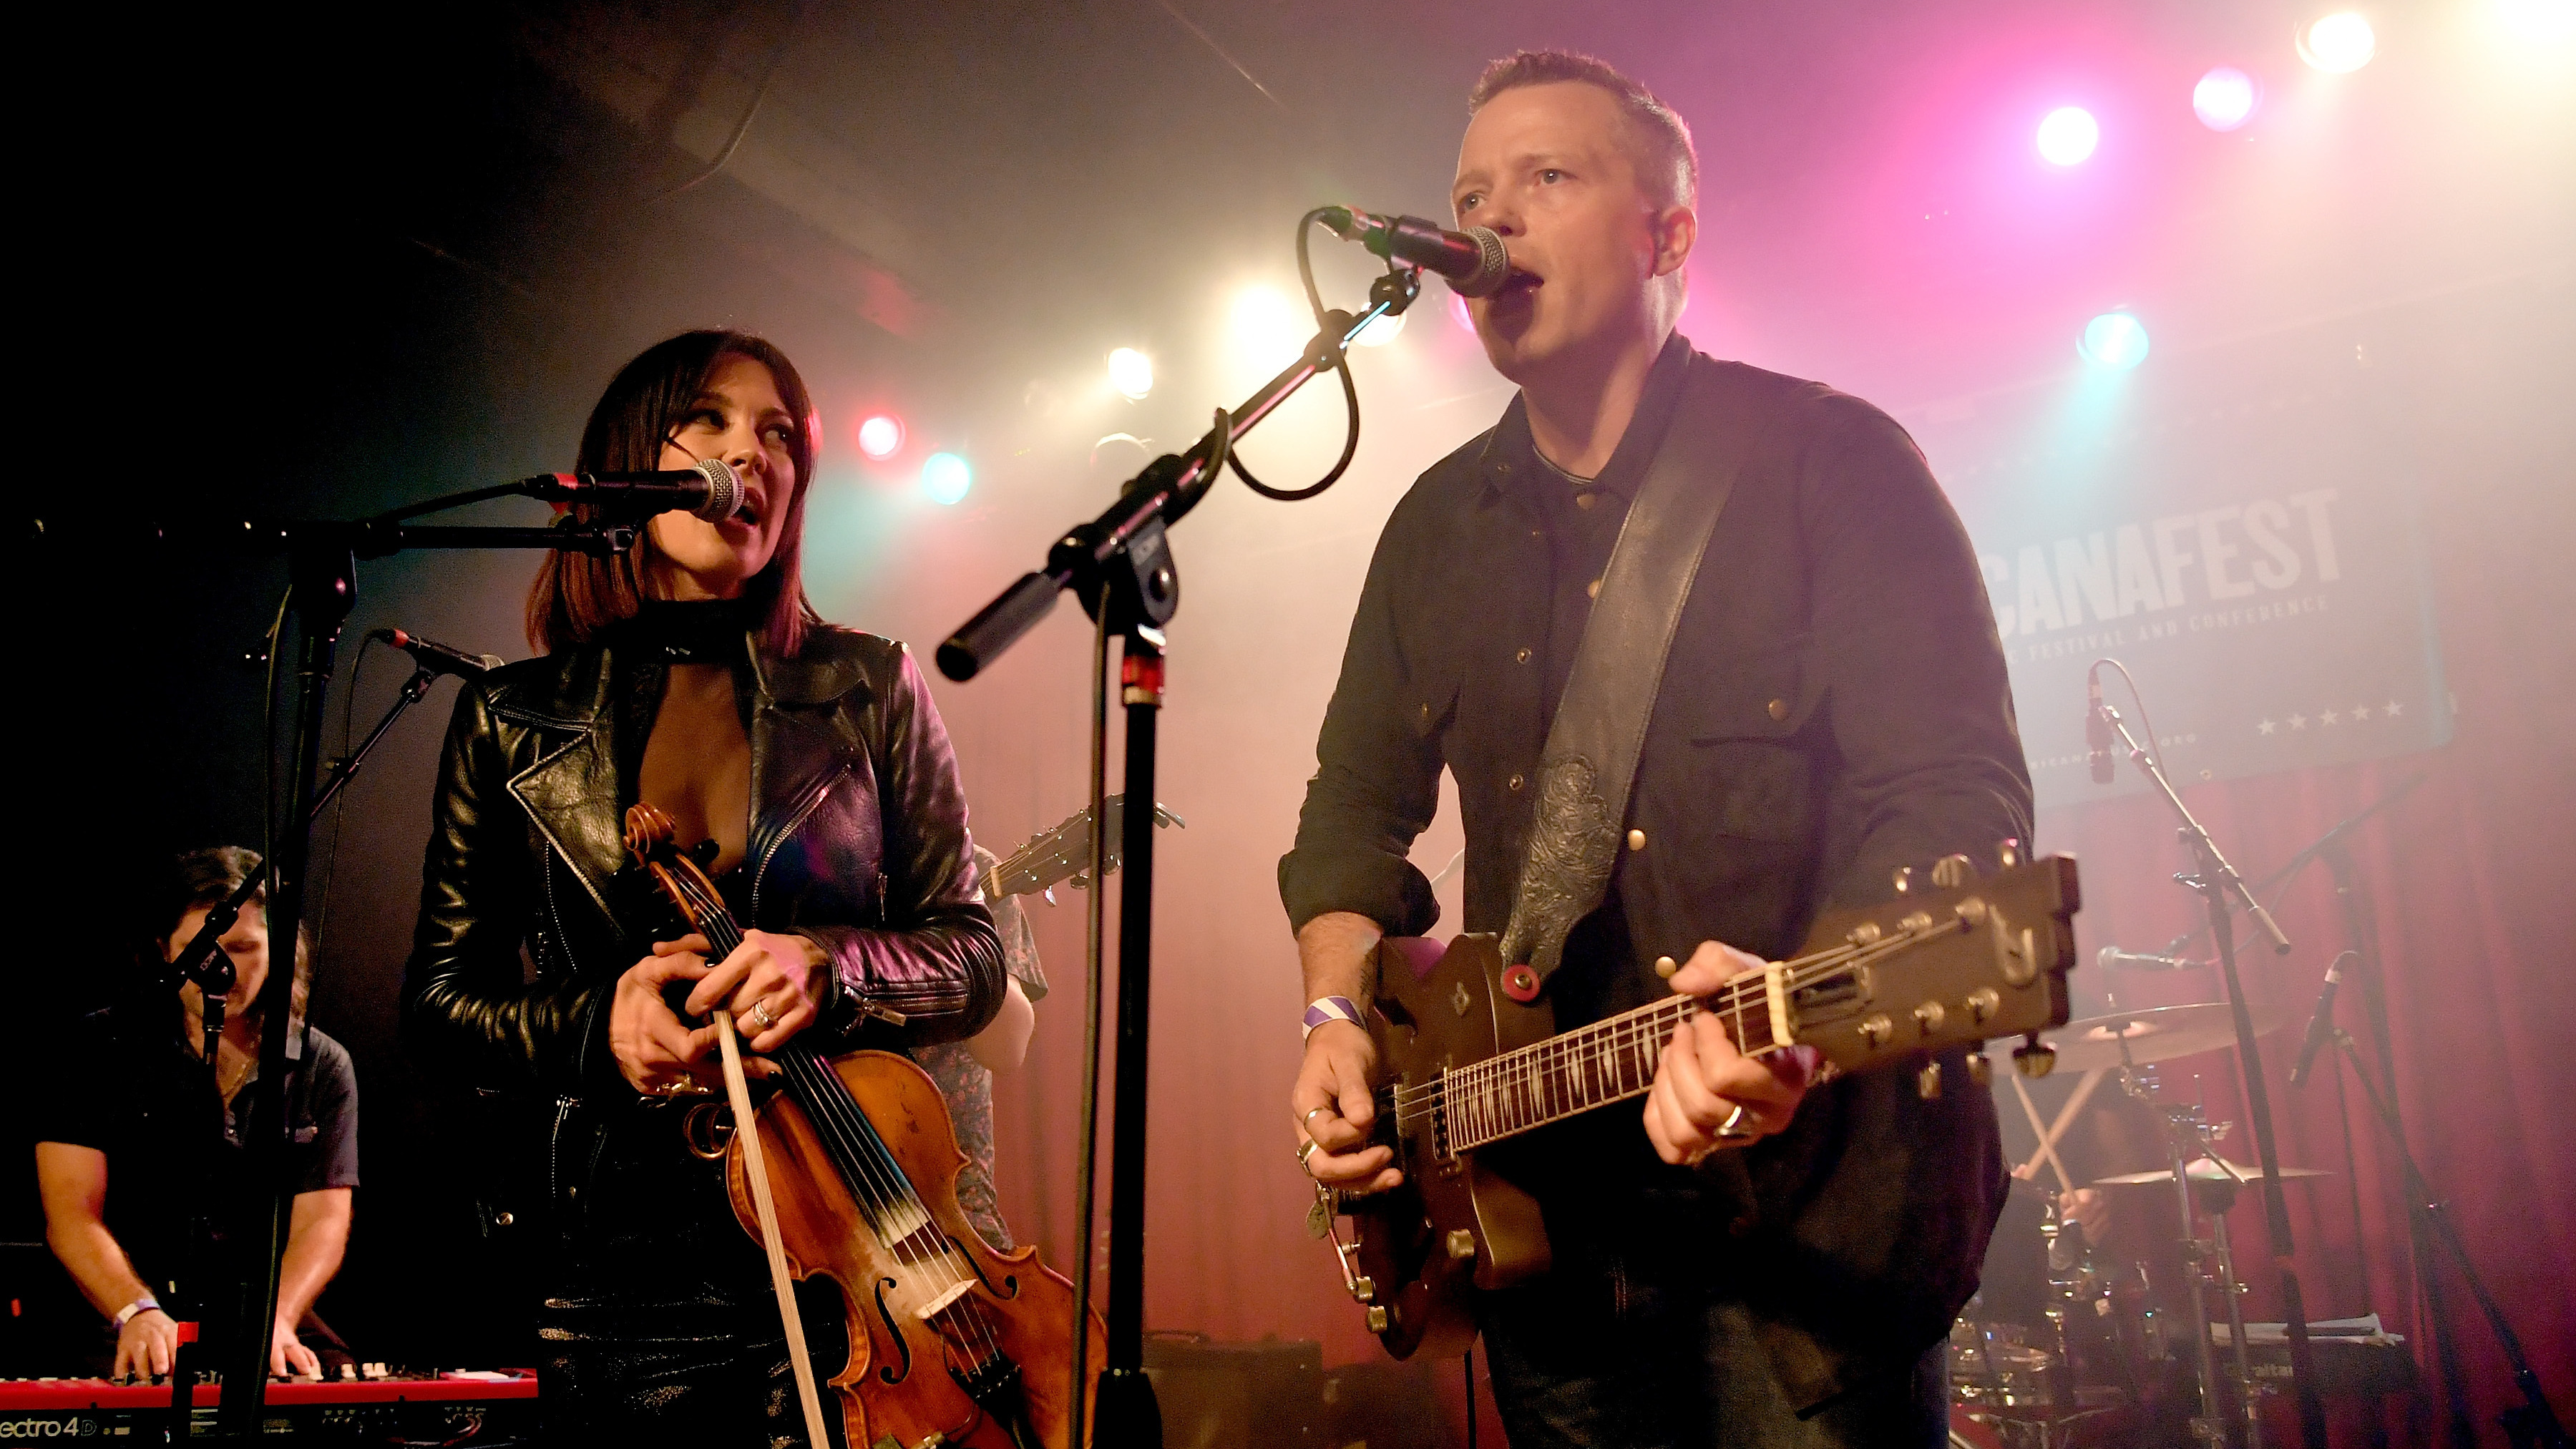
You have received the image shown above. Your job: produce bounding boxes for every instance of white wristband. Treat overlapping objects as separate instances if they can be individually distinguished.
[112,1297,160,1329]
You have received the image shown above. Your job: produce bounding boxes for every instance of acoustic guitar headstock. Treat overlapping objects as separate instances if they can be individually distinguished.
[1785,845,2079,1085]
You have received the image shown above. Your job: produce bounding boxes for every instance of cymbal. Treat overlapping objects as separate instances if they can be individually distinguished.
[2044,1002,2281,1073]
[2094,1157,2331,1188]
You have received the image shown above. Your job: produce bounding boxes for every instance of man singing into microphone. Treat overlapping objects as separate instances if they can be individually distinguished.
[1282,51,2031,1445]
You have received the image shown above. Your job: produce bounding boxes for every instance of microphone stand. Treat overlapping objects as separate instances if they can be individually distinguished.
[2328,1030,2571,1448]
[68,511,631,1444]
[2094,698,2330,1449]
[157,658,445,1431]
[942,265,1423,1449]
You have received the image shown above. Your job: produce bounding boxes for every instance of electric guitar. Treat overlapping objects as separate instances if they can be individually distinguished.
[1319,844,2080,1360]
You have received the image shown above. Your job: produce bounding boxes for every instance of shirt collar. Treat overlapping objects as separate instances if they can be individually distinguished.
[1480,331,1696,503]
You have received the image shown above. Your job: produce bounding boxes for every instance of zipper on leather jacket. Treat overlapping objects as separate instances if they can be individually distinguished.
[751,770,841,917]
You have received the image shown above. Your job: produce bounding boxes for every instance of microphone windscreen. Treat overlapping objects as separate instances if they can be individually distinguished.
[693,458,743,521]
[1452,227,1512,299]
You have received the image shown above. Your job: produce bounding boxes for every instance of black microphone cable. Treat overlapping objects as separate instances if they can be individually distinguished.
[1224,208,1372,503]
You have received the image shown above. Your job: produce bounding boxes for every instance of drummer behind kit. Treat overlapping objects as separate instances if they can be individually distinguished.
[1956,949,2347,1449]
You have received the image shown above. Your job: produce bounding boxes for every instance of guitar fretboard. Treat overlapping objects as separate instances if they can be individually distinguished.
[1437,974,1784,1154]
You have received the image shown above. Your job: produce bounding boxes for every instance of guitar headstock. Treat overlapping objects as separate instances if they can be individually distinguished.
[1784,847,2079,1082]
[983,794,1185,900]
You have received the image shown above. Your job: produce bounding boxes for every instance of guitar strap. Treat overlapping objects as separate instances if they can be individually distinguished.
[1498,352,1768,991]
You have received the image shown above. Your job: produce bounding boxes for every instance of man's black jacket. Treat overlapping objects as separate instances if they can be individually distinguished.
[1279,338,2034,1410]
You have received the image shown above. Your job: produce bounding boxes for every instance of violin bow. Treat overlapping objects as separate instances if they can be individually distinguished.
[624,804,834,1448]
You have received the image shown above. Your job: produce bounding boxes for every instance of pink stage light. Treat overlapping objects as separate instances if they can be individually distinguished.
[857,413,905,461]
[2192,67,2261,130]
[2036,107,2100,166]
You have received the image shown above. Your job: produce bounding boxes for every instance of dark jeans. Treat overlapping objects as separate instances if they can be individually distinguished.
[1476,1194,1951,1449]
[535,1103,815,1448]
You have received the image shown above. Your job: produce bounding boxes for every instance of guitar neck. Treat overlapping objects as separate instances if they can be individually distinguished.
[1441,970,1790,1155]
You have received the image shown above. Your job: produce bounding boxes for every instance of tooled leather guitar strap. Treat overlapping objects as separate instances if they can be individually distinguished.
[1497,353,1767,995]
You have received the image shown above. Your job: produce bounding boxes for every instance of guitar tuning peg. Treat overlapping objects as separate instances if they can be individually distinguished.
[1892,865,1916,895]
[1931,854,1978,888]
[1999,838,2024,870]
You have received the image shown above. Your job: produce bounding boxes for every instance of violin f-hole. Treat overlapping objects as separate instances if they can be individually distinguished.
[871,1277,914,1385]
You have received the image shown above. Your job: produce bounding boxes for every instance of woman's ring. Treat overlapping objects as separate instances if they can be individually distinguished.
[1302,1106,1330,1126]
[1297,1140,1322,1177]
[750,1000,778,1030]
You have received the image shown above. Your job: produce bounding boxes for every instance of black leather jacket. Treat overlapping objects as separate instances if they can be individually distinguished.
[400,623,1004,1143]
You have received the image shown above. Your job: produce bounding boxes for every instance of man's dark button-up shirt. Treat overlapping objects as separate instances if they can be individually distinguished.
[1278,334,2034,1410]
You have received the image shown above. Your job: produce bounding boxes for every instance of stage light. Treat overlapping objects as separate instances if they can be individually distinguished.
[2193,67,2261,130]
[1107,347,1154,401]
[1231,286,1307,362]
[922,452,971,505]
[856,413,904,461]
[2079,313,2151,370]
[2036,107,2099,166]
[2497,0,2576,42]
[2298,13,2377,72]
[1352,311,1406,348]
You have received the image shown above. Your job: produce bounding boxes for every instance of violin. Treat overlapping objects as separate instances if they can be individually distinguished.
[624,801,1103,1449]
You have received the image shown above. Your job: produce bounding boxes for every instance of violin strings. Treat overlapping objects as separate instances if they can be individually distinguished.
[663,868,1009,1371]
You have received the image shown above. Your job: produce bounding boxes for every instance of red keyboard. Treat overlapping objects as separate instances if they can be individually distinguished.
[0,1370,537,1409]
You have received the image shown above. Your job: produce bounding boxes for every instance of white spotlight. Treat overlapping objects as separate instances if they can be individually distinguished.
[1229,286,1307,364]
[1107,347,1154,401]
[1352,311,1406,348]
[2298,13,2378,72]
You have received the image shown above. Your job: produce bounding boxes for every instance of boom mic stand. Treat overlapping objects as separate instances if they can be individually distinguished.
[2326,1028,2572,1449]
[2092,691,2331,1449]
[50,509,633,1443]
[941,263,1423,1449]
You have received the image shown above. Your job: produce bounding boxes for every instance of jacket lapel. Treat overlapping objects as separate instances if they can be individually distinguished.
[746,635,874,909]
[499,652,628,935]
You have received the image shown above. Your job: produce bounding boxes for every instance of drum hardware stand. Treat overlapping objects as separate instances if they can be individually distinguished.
[2121,1056,2245,1448]
[2092,673,2328,1449]
[2323,1028,2570,1448]
[940,258,1425,1449]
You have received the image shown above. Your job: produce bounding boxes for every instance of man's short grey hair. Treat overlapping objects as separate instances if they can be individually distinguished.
[1469,49,1698,212]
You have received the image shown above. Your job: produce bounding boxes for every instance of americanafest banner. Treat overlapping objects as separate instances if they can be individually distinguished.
[1932,372,2453,814]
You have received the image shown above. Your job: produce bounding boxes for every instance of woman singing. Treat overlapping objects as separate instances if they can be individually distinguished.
[401,329,1005,1444]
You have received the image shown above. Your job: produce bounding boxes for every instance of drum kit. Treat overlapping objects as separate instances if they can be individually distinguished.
[1949,955,2331,1449]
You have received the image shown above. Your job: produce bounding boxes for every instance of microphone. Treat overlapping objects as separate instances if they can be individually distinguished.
[1318,205,1512,298]
[370,628,504,682]
[2287,955,2349,1088]
[517,457,743,521]
[2097,947,2204,971]
[2086,663,2115,784]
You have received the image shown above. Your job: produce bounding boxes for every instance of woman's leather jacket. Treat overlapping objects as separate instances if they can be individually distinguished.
[400,623,1004,1208]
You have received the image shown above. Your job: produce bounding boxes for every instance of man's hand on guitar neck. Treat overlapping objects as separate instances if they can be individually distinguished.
[1643,942,1825,1167]
[1292,912,1404,1193]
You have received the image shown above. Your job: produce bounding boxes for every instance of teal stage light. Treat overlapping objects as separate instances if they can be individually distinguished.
[922,452,972,504]
[2079,313,2152,370]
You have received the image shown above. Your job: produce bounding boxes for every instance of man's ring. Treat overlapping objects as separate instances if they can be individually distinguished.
[750,1000,778,1030]
[1717,1103,1756,1141]
[1297,1140,1321,1176]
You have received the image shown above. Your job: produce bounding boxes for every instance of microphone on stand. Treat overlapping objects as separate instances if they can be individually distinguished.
[2097,947,2206,971]
[2086,662,2116,784]
[2287,952,2353,1087]
[369,628,504,682]
[1317,206,1513,298]
[517,457,743,521]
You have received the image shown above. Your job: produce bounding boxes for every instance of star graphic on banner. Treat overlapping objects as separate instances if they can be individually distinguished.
[2321,709,2341,726]
[2288,713,2308,729]
[2258,718,2278,736]
[2386,699,2404,716]
[2353,703,2373,720]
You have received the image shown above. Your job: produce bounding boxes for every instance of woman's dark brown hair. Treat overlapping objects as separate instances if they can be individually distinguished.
[525,330,824,657]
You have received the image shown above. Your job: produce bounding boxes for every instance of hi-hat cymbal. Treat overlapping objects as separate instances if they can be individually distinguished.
[2044,1002,2282,1073]
[2094,1157,2331,1188]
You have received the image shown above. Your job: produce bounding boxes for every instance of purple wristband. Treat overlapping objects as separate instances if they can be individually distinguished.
[1302,995,1362,1042]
